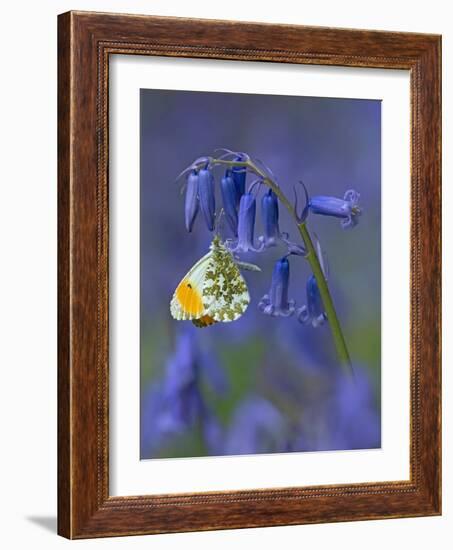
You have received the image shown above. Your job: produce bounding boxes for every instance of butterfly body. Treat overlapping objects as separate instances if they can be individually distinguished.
[170,236,252,327]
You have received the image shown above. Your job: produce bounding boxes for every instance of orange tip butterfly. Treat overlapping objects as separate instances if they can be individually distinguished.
[170,235,260,328]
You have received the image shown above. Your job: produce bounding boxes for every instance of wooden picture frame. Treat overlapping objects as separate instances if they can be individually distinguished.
[58,10,441,539]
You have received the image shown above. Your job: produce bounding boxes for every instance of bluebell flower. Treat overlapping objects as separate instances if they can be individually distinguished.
[258,187,304,254]
[184,170,199,232]
[227,193,264,253]
[259,257,296,317]
[198,167,216,231]
[224,396,289,455]
[298,275,327,327]
[259,189,288,248]
[220,170,238,236]
[298,235,329,327]
[231,154,247,205]
[309,189,361,229]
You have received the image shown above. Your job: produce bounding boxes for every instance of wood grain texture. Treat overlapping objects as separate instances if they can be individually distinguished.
[57,11,71,537]
[57,10,442,539]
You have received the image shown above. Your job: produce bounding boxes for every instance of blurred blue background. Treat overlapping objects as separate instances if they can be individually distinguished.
[140,88,381,459]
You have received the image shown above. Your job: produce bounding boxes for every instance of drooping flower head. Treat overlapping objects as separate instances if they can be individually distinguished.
[298,274,327,327]
[198,167,216,231]
[309,189,361,229]
[231,153,248,206]
[228,192,264,253]
[220,169,238,236]
[184,170,199,232]
[259,256,295,317]
[298,234,328,327]
[259,189,289,248]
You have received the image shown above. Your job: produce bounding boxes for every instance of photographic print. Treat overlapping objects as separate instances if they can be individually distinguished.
[140,88,381,460]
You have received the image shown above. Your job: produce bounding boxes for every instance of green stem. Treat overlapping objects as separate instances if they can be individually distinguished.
[298,223,353,376]
[207,156,353,376]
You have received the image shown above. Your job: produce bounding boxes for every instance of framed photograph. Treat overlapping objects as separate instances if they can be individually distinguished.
[58,11,441,539]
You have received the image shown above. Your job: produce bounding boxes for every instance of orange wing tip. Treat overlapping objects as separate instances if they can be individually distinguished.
[192,315,217,328]
[175,279,204,317]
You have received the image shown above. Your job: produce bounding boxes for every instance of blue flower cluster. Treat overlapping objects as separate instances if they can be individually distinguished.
[141,151,371,457]
[178,150,361,328]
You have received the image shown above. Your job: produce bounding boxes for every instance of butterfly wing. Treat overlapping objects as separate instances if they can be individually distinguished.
[170,251,212,321]
[201,244,250,323]
[171,240,250,326]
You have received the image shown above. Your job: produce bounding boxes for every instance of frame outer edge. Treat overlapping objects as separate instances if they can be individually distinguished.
[57,11,73,539]
[421,36,442,515]
[435,35,442,515]
[61,10,106,538]
[408,37,442,515]
[57,10,442,538]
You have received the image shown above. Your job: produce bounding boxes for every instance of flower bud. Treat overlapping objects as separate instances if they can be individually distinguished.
[298,275,327,327]
[228,193,264,253]
[232,155,247,206]
[184,170,199,232]
[198,168,216,231]
[220,170,238,236]
[259,257,295,317]
[261,189,281,247]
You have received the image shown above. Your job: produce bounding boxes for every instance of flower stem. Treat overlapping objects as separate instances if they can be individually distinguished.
[297,223,353,376]
[207,156,353,376]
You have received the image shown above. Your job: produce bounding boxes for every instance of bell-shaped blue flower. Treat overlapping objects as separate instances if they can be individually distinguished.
[184,170,199,232]
[198,167,216,231]
[259,189,288,248]
[232,154,247,206]
[220,170,238,236]
[259,257,295,317]
[309,189,361,229]
[228,193,264,253]
[298,274,327,327]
